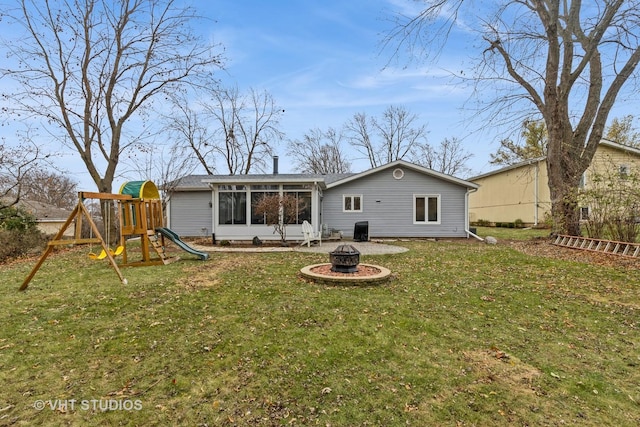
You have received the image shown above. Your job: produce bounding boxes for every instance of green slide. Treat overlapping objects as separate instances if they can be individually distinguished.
[156,227,209,260]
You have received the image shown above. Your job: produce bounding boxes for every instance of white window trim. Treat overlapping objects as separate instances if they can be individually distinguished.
[343,194,363,213]
[579,206,590,221]
[413,194,441,225]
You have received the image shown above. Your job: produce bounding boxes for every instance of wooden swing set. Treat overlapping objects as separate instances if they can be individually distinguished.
[20,181,179,290]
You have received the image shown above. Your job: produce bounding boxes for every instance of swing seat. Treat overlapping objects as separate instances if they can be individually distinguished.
[88,246,124,260]
[88,249,108,260]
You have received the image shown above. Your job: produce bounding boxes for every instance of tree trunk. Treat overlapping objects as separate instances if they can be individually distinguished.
[546,147,583,236]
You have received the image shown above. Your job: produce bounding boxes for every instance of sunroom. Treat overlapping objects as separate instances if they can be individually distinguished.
[202,175,326,242]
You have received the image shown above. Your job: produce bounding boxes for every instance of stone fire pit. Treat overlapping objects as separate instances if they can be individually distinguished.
[330,244,360,273]
[300,244,391,285]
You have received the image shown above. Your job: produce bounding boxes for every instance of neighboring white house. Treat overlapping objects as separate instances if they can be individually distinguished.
[166,160,479,242]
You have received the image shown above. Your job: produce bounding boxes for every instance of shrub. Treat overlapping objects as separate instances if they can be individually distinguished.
[0,205,37,232]
[514,218,525,228]
[0,229,45,263]
[0,206,45,262]
[578,159,640,242]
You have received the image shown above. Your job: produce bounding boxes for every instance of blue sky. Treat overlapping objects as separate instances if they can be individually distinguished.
[198,0,493,176]
[4,0,637,191]
[0,0,527,190]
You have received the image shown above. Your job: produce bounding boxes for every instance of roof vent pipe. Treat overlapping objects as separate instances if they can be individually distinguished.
[273,156,279,175]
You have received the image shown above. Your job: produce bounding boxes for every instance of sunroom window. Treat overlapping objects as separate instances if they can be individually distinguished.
[284,185,312,224]
[250,185,279,224]
[218,185,246,225]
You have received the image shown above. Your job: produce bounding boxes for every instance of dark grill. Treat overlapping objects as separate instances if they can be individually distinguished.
[329,244,360,273]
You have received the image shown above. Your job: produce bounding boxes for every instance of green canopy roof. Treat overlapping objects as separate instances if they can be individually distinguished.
[118,181,160,199]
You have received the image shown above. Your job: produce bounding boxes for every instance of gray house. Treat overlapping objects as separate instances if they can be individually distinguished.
[166,160,479,242]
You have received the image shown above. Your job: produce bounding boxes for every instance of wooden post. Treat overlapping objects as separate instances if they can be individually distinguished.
[20,194,127,290]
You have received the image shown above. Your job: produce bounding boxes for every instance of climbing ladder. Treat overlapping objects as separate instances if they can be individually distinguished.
[552,234,640,258]
[147,231,180,265]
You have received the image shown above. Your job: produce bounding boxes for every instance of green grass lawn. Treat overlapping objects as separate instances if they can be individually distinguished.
[473,225,551,240]
[1,238,639,426]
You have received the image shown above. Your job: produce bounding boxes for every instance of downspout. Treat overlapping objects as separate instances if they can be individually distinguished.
[313,181,319,235]
[466,187,484,241]
[166,196,172,229]
[208,184,216,244]
[534,161,539,227]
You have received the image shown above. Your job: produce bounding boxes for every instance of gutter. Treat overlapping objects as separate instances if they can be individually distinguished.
[465,187,484,241]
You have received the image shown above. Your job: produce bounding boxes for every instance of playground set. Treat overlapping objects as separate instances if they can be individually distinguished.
[20,181,208,290]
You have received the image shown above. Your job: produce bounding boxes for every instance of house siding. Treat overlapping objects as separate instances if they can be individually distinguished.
[588,144,640,182]
[469,160,551,225]
[468,140,640,226]
[324,167,470,238]
[167,191,213,237]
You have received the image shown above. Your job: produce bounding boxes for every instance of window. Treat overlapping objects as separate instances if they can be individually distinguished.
[580,207,589,221]
[343,195,362,212]
[250,185,278,224]
[392,168,404,180]
[218,185,246,225]
[284,190,312,224]
[414,195,440,224]
[619,165,630,180]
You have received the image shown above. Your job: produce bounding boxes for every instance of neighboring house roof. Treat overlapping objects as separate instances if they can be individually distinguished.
[469,139,640,181]
[171,160,478,191]
[470,157,546,181]
[16,200,72,222]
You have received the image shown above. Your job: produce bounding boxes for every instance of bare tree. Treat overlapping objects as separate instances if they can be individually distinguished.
[0,139,42,210]
[288,127,351,174]
[20,170,77,210]
[386,1,640,235]
[252,194,303,243]
[134,139,199,212]
[345,106,428,168]
[412,137,473,177]
[1,0,223,240]
[201,86,284,175]
[159,91,215,174]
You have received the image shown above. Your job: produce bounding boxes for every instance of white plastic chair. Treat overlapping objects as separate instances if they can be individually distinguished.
[301,220,321,247]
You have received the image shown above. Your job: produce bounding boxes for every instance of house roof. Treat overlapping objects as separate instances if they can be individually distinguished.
[170,161,478,191]
[170,172,354,191]
[469,138,640,181]
[326,160,479,189]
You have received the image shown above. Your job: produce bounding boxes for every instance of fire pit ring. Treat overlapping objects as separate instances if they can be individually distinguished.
[299,263,392,285]
[300,244,391,285]
[330,244,360,273]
